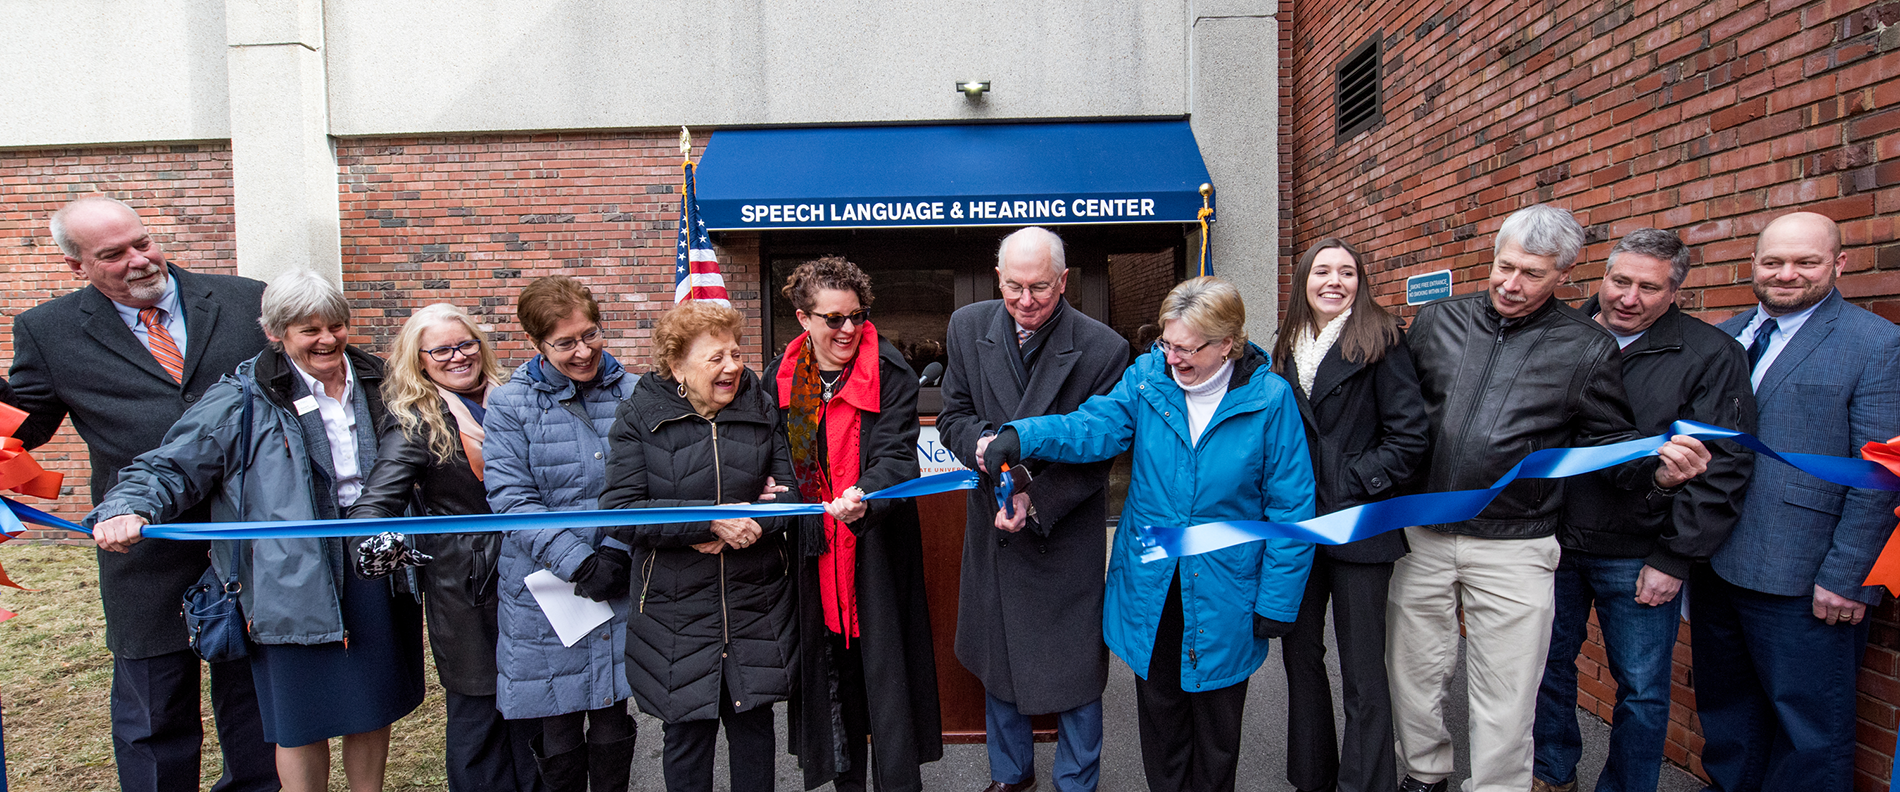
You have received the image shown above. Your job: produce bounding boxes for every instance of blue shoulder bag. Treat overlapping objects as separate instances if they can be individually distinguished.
[182,377,256,663]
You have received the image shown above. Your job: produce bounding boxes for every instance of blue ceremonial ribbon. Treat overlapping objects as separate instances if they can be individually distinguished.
[1136,420,1900,563]
[2,497,84,537]
[0,471,980,541]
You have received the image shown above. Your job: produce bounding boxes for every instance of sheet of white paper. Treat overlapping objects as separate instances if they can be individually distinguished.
[525,569,615,647]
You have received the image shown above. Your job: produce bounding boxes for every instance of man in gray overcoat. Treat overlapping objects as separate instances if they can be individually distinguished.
[939,226,1129,792]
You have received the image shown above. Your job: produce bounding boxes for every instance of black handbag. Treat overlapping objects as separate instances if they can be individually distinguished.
[182,377,256,663]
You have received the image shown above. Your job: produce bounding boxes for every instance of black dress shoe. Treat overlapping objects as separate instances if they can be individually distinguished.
[982,778,1038,792]
[1398,777,1448,792]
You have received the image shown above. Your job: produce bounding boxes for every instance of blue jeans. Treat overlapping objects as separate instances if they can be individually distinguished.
[985,692,1103,792]
[1689,565,1868,792]
[1533,553,1682,792]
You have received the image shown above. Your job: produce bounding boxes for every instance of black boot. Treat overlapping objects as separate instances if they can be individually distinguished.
[586,733,637,792]
[532,734,590,792]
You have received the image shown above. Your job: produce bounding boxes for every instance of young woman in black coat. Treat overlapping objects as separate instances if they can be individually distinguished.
[1271,239,1430,792]
[763,257,943,792]
[348,303,543,792]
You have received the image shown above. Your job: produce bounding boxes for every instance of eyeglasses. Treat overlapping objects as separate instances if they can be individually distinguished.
[422,339,481,362]
[541,328,603,353]
[1000,282,1056,299]
[810,309,871,330]
[1156,338,1214,359]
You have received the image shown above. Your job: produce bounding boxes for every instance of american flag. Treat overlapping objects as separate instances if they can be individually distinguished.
[674,162,730,305]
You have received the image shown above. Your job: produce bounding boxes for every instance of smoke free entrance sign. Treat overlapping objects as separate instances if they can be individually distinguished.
[1406,270,1453,305]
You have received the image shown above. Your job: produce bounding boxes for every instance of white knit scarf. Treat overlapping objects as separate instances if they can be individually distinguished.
[1293,308,1351,397]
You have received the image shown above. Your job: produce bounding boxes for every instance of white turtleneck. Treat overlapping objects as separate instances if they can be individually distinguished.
[1175,358,1235,445]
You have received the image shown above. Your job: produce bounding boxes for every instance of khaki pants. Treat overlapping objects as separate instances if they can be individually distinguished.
[1386,527,1560,792]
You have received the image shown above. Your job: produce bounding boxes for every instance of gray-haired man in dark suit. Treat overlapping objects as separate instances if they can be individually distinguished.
[1695,211,1900,792]
[9,196,276,792]
[939,226,1128,792]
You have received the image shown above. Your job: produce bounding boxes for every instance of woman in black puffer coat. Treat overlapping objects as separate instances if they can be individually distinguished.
[599,301,799,792]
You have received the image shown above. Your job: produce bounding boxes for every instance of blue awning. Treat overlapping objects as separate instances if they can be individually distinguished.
[695,119,1214,231]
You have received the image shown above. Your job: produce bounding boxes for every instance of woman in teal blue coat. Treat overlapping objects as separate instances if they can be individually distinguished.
[982,276,1316,792]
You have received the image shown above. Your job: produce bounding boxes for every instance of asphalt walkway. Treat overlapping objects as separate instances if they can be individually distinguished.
[626,632,1706,791]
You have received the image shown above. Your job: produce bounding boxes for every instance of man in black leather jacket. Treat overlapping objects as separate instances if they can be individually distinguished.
[1530,229,1757,792]
[1388,205,1712,792]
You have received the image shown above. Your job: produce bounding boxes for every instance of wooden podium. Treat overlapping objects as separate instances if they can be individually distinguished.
[916,417,1059,744]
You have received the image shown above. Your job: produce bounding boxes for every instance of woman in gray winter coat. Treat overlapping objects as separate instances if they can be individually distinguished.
[599,301,799,792]
[484,276,638,792]
[92,269,425,792]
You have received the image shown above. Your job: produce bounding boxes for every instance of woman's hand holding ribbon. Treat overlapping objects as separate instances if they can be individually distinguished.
[710,515,762,549]
[94,513,147,553]
[826,487,867,523]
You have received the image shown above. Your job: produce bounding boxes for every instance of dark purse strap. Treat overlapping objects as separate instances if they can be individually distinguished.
[220,377,257,591]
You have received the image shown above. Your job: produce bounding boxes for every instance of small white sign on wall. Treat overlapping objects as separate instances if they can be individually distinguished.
[916,426,970,477]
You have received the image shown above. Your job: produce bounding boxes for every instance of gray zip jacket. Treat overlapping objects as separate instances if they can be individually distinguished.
[89,347,387,645]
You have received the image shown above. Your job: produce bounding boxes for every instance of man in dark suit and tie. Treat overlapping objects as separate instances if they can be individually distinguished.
[9,195,277,792]
[1696,211,1900,792]
[938,226,1128,792]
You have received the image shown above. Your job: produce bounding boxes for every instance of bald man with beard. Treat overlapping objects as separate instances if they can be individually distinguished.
[9,196,276,792]
[1694,211,1900,792]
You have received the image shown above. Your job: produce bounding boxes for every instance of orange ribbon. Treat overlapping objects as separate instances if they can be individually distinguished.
[1859,435,1900,594]
[0,402,61,501]
[0,401,61,596]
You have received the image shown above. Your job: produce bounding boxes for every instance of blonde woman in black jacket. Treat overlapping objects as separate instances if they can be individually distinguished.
[1272,239,1430,792]
[349,303,539,792]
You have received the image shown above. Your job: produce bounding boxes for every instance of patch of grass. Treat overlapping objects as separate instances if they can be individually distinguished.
[1,542,454,791]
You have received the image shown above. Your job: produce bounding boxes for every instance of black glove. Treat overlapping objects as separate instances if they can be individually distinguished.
[355,532,433,580]
[571,547,631,602]
[983,427,1022,476]
[1253,613,1296,639]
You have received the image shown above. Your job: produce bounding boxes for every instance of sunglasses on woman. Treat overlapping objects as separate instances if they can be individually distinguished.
[810,309,871,330]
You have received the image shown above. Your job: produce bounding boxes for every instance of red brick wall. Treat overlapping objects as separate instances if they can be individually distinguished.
[1286,0,1900,786]
[1281,0,1301,285]
[0,143,237,534]
[1107,249,1178,339]
[337,131,762,365]
[0,131,763,533]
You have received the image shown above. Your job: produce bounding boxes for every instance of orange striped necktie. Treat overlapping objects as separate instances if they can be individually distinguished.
[138,307,184,384]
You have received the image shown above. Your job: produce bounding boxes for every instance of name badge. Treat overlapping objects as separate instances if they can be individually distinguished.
[293,396,319,415]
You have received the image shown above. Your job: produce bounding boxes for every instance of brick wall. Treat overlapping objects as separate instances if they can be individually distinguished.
[1107,249,1178,340]
[1285,0,1900,785]
[337,131,762,364]
[0,143,236,534]
[0,131,763,533]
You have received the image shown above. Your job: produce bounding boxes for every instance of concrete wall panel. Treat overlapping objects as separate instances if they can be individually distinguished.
[322,0,1188,135]
[1189,13,1280,342]
[0,0,230,147]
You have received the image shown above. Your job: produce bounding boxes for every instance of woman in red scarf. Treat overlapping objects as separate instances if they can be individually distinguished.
[767,256,944,792]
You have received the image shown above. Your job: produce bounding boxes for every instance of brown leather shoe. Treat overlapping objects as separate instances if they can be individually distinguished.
[1530,779,1577,792]
[982,779,1038,792]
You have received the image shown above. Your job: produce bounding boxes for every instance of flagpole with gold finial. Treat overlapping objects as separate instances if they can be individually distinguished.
[1197,183,1215,278]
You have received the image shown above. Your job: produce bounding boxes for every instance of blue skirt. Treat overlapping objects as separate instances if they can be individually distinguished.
[250,571,426,747]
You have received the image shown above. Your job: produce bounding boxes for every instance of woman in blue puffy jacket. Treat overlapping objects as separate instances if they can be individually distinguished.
[981,276,1316,792]
[484,276,638,792]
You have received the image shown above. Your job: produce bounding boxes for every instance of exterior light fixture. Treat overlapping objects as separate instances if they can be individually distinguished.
[957,80,991,99]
